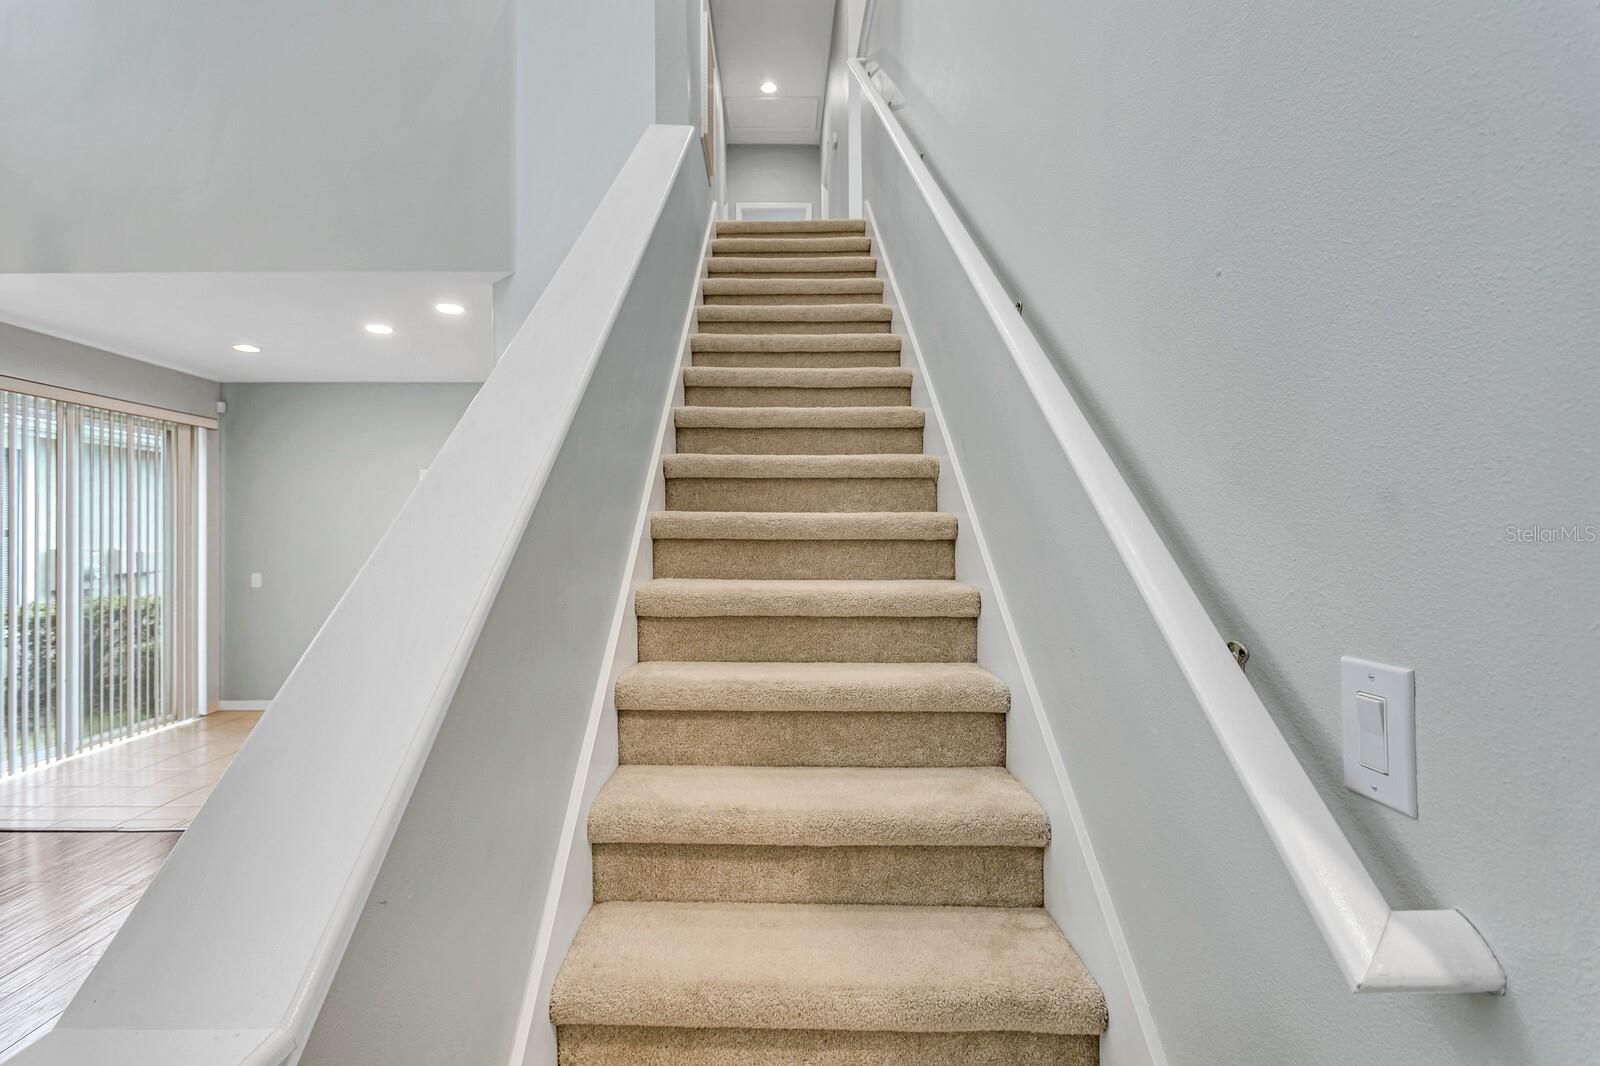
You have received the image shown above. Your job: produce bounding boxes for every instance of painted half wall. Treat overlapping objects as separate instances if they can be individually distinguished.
[867,2,1599,1064]
[727,144,823,217]
[220,383,478,702]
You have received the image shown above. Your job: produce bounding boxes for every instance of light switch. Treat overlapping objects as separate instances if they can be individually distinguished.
[1341,657,1417,817]
[1355,693,1388,773]
[250,572,263,589]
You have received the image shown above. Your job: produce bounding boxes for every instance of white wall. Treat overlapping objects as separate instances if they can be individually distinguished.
[726,144,822,216]
[866,2,1599,1064]
[220,383,478,701]
[0,326,225,711]
[493,1,658,351]
[0,0,512,273]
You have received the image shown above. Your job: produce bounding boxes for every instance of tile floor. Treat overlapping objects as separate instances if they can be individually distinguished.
[0,711,260,830]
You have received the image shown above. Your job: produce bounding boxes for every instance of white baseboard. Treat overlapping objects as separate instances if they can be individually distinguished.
[866,202,1166,1066]
[216,700,271,711]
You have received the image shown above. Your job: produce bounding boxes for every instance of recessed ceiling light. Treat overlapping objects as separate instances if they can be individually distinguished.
[434,302,465,316]
[364,323,394,335]
[232,343,261,354]
[760,80,777,95]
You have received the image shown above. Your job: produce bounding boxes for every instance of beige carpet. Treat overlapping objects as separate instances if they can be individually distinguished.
[549,219,1106,1063]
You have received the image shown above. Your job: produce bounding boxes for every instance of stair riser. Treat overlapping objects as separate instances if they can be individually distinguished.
[712,242,873,257]
[637,616,976,663]
[707,270,880,280]
[682,386,911,407]
[653,538,952,579]
[692,351,903,368]
[713,236,871,247]
[696,319,892,335]
[664,477,937,513]
[712,252,869,261]
[708,259,877,276]
[702,293,883,305]
[593,844,1041,907]
[556,1026,1098,1066]
[675,426,923,456]
[716,221,867,235]
[617,710,1005,767]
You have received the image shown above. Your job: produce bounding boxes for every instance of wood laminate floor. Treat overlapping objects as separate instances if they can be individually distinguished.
[0,830,179,1056]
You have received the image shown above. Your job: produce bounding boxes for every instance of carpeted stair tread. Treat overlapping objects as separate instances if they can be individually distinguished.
[650,510,952,541]
[552,203,1105,1063]
[615,661,1009,715]
[697,306,893,325]
[691,333,901,352]
[549,902,1108,1036]
[701,277,883,297]
[588,765,1047,847]
[664,453,936,481]
[681,365,910,388]
[634,578,978,618]
[708,255,878,275]
[716,219,867,236]
[712,237,873,256]
[673,406,923,430]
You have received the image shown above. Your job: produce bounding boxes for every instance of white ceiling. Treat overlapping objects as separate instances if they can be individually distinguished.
[712,0,837,145]
[0,273,503,383]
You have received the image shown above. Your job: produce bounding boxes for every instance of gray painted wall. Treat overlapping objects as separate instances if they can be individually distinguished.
[0,324,225,710]
[868,2,1598,1064]
[220,384,477,701]
[726,144,822,216]
[656,0,703,129]
[0,0,512,273]
[1,321,219,419]
[493,0,658,352]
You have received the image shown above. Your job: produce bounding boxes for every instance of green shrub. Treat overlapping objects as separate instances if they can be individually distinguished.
[2,595,166,749]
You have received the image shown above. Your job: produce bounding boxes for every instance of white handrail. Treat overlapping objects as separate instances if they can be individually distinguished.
[846,58,1504,995]
[8,125,701,1066]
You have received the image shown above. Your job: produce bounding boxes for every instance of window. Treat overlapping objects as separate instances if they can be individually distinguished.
[1,387,203,776]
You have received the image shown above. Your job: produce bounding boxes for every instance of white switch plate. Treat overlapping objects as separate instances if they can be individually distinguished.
[250,572,263,589]
[1341,656,1417,817]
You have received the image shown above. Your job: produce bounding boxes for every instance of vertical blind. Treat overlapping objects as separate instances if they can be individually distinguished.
[0,387,201,776]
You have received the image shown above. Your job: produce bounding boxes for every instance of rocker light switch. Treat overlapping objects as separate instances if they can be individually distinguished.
[1342,657,1417,817]
[1355,693,1388,773]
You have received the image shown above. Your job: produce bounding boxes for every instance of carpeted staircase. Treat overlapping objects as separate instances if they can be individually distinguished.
[549,219,1108,1064]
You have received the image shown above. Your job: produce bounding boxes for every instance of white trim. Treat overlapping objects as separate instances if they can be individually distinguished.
[849,59,1504,995]
[733,201,813,220]
[0,374,220,430]
[506,204,717,1066]
[867,203,1166,1066]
